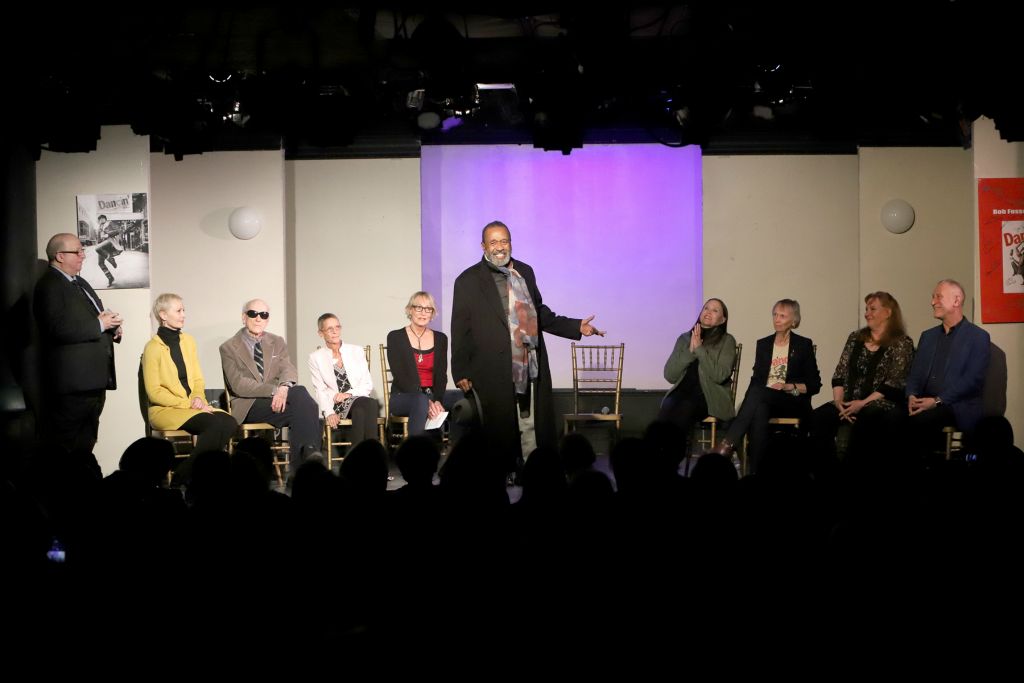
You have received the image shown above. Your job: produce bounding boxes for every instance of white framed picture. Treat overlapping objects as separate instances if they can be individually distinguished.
[75,193,150,290]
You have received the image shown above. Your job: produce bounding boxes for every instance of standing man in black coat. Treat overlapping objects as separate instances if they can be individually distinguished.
[34,232,123,457]
[451,220,604,471]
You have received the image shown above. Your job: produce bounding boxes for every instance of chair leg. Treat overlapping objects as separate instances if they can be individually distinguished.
[273,458,284,487]
[325,425,333,471]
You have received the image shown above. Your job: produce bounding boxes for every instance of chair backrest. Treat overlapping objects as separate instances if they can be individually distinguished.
[137,355,152,435]
[222,383,237,415]
[570,342,625,415]
[729,343,743,405]
[379,344,393,415]
[360,344,374,410]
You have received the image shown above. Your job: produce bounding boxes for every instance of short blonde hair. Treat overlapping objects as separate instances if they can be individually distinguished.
[152,293,182,325]
[405,291,438,321]
[773,298,801,328]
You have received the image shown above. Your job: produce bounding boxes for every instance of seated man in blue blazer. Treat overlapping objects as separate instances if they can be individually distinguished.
[905,279,990,447]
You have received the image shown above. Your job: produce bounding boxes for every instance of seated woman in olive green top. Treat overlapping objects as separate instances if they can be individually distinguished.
[658,298,737,453]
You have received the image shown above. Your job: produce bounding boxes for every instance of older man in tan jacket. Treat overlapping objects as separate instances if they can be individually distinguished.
[220,298,321,472]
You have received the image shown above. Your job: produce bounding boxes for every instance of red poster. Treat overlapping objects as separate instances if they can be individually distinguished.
[978,178,1024,323]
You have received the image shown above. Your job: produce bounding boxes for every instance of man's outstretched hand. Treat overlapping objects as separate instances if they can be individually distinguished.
[580,315,605,337]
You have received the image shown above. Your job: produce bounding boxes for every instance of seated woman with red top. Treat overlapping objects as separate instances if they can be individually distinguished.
[386,291,463,438]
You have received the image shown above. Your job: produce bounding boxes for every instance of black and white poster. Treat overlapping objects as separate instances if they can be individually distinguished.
[75,193,150,290]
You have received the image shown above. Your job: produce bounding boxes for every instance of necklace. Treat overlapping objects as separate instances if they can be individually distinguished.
[410,325,427,363]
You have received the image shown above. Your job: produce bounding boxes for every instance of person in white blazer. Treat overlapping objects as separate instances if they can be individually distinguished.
[308,313,379,449]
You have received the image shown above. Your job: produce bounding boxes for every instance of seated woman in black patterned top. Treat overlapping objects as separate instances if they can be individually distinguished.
[810,291,914,462]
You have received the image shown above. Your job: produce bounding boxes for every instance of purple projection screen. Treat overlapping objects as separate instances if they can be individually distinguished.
[421,143,702,390]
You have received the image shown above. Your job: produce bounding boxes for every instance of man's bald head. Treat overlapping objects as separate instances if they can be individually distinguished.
[45,233,77,261]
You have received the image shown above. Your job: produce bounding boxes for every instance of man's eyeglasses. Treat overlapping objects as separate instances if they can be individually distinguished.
[59,249,86,256]
[245,310,270,319]
[411,305,435,314]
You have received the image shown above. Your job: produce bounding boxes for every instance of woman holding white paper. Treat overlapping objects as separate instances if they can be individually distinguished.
[386,291,463,437]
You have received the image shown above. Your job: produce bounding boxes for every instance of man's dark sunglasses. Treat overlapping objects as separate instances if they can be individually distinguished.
[245,310,270,319]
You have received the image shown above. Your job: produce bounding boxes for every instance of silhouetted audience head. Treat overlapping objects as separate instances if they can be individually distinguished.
[233,436,275,485]
[758,436,813,482]
[559,432,597,481]
[518,445,567,506]
[340,439,389,496]
[439,431,508,506]
[187,450,232,507]
[691,453,739,488]
[118,437,175,488]
[643,420,688,476]
[230,451,271,499]
[290,457,337,508]
[567,468,615,508]
[970,415,1015,455]
[968,415,1023,475]
[395,436,441,487]
[609,437,647,494]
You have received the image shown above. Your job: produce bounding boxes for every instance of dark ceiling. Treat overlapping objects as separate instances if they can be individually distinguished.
[7,2,1023,159]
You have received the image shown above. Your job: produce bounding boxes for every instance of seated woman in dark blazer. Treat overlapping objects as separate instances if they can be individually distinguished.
[386,291,463,437]
[712,298,821,474]
[810,291,914,462]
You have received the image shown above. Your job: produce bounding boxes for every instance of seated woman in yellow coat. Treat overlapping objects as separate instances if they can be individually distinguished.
[143,293,237,484]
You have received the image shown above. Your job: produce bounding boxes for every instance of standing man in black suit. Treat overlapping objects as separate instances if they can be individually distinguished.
[451,220,604,472]
[34,232,123,457]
